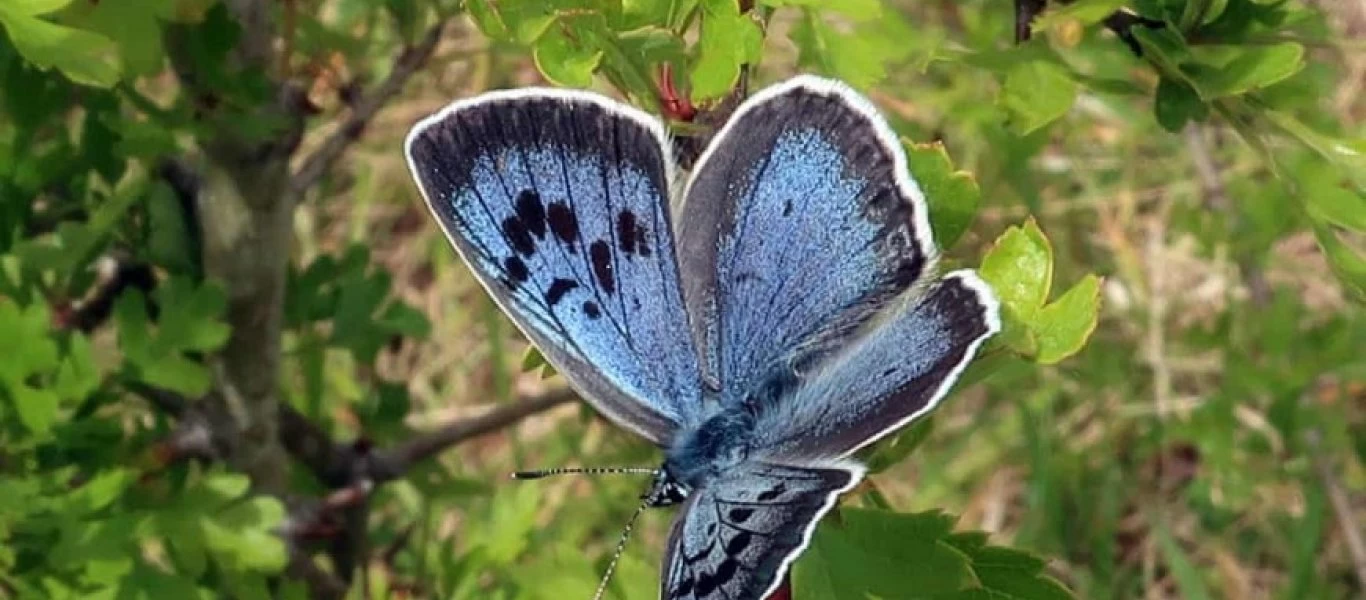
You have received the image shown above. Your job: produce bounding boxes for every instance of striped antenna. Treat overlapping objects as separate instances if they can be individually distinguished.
[511,466,657,480]
[592,496,651,600]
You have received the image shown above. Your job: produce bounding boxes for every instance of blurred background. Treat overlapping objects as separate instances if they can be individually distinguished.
[1,1,1364,599]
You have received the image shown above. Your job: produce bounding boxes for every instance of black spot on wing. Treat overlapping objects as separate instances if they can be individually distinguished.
[614,209,652,258]
[728,508,753,523]
[547,201,579,248]
[782,199,793,217]
[514,189,546,238]
[582,301,601,319]
[757,483,786,502]
[714,558,739,585]
[545,278,578,306]
[695,572,718,597]
[725,531,751,555]
[503,256,530,283]
[616,210,638,255]
[673,577,694,598]
[501,216,535,257]
[589,240,615,294]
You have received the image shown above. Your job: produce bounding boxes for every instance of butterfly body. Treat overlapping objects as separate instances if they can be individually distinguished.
[661,406,753,491]
[405,75,1001,600]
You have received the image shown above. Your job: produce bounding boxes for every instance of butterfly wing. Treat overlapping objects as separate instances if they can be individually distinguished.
[752,271,1000,460]
[660,460,863,600]
[405,89,705,445]
[676,75,937,405]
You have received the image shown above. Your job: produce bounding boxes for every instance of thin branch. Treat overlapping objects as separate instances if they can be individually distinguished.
[126,380,189,417]
[370,387,578,482]
[290,19,447,195]
[1303,404,1366,589]
[1183,123,1272,306]
[1013,1,1163,55]
[279,400,356,486]
[1100,10,1165,56]
[1183,125,1229,212]
[1315,451,1366,588]
[1014,0,1048,44]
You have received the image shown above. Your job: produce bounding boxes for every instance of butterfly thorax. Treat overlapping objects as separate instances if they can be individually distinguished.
[646,409,756,508]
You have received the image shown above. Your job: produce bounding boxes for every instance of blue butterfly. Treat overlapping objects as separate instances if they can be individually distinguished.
[404,75,1001,600]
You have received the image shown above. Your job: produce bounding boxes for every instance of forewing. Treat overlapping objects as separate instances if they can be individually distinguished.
[753,271,1000,460]
[405,89,704,445]
[676,75,937,405]
[660,460,863,600]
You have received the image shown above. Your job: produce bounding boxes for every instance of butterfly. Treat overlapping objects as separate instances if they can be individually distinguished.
[404,75,1001,600]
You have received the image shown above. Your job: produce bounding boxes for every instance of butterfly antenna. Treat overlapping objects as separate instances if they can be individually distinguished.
[592,496,651,600]
[511,466,657,480]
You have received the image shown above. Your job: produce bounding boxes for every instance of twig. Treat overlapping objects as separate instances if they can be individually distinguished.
[1303,411,1366,589]
[369,387,578,481]
[290,19,447,195]
[1183,125,1228,212]
[1014,0,1048,44]
[1014,1,1163,55]
[278,400,356,486]
[125,380,189,417]
[53,255,157,334]
[1100,10,1165,56]
[1143,206,1173,419]
[1183,123,1272,306]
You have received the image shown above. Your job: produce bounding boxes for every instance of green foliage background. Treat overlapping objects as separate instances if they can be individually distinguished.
[2,0,1364,599]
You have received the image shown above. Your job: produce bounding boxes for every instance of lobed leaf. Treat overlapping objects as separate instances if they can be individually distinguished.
[1000,59,1077,135]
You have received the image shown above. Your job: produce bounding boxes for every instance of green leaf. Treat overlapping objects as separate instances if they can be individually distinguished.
[145,182,200,275]
[941,531,1075,600]
[796,509,1076,599]
[615,26,686,68]
[904,141,981,248]
[791,9,918,89]
[53,333,100,402]
[1032,275,1102,364]
[0,298,62,434]
[532,24,603,88]
[977,219,1100,364]
[202,472,251,499]
[1179,0,1231,30]
[10,385,60,436]
[689,0,762,102]
[794,509,972,598]
[4,0,74,17]
[863,416,935,473]
[1132,27,1201,95]
[1262,109,1366,190]
[979,218,1053,325]
[1298,162,1366,231]
[0,5,121,87]
[61,468,132,514]
[466,0,510,40]
[115,279,229,397]
[760,0,882,21]
[1191,43,1304,98]
[1154,76,1208,132]
[66,0,169,77]
[1311,222,1366,301]
[520,347,558,379]
[201,502,288,572]
[1000,59,1077,135]
[154,278,230,351]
